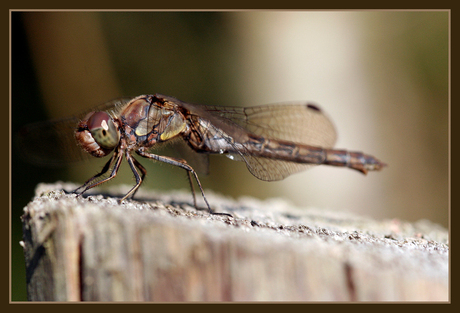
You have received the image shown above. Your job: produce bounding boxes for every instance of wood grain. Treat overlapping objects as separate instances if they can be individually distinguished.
[21,182,449,301]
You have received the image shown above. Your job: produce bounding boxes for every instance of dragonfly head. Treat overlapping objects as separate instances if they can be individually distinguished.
[75,111,120,157]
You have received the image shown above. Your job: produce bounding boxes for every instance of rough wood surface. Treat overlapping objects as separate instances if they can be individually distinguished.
[21,182,449,302]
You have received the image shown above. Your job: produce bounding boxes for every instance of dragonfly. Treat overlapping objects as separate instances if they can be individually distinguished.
[17,94,386,214]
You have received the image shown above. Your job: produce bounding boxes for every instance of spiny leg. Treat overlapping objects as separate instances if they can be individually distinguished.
[137,149,209,210]
[186,170,198,209]
[130,156,147,199]
[73,152,116,194]
[74,150,123,196]
[121,152,145,202]
[136,149,231,217]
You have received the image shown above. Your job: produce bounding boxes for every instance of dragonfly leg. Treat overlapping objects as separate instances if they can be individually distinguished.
[73,153,115,194]
[129,156,147,200]
[120,152,145,202]
[186,170,198,209]
[74,149,123,197]
[136,149,232,217]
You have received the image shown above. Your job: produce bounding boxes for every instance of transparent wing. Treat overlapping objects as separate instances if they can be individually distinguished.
[15,98,131,167]
[163,94,337,181]
[201,103,337,147]
[205,103,337,180]
[15,116,90,166]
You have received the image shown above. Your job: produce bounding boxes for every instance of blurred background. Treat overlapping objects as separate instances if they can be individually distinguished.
[11,11,449,300]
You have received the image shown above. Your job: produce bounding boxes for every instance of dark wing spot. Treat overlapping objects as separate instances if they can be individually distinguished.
[306,103,321,112]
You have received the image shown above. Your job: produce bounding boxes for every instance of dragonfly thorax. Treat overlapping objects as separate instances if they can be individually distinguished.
[121,96,188,148]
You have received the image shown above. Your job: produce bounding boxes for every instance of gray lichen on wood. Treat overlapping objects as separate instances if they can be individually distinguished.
[21,182,449,301]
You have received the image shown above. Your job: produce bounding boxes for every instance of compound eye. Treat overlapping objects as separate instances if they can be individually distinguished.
[87,112,119,149]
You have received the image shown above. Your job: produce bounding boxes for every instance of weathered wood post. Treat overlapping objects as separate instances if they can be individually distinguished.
[21,183,449,301]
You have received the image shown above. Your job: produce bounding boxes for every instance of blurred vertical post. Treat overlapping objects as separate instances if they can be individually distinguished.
[228,12,448,226]
[22,12,121,181]
[23,12,121,117]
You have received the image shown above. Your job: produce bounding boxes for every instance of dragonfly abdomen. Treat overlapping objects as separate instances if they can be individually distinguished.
[243,135,386,175]
[243,135,328,164]
[324,149,387,174]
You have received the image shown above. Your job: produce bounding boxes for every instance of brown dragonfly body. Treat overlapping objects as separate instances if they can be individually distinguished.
[19,94,386,213]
